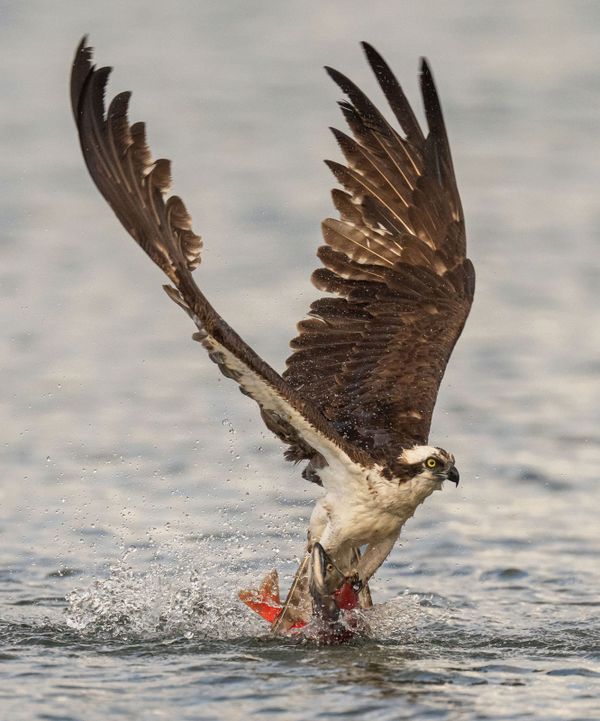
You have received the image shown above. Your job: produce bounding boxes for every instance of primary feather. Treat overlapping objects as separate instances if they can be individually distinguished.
[284,43,475,460]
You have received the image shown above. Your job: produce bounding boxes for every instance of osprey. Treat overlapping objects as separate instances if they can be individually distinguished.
[71,38,474,631]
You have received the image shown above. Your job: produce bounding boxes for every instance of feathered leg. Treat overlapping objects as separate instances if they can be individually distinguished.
[356,532,399,583]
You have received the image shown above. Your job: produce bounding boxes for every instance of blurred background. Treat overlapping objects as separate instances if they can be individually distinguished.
[1,1,599,720]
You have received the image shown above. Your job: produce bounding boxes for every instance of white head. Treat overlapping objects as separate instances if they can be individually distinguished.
[397,445,459,485]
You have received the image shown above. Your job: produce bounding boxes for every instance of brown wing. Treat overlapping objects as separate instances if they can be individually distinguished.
[284,44,475,461]
[71,37,374,480]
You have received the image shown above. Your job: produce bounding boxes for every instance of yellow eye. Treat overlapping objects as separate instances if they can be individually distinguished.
[425,457,438,469]
[326,563,334,573]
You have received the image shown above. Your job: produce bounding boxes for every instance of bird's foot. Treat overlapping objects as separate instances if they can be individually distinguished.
[345,570,363,593]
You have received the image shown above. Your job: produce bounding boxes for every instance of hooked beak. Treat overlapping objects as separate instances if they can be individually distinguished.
[447,465,460,486]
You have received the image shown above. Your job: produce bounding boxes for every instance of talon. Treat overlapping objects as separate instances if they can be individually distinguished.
[346,570,363,593]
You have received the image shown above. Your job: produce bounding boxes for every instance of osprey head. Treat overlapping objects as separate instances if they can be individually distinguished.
[398,445,459,487]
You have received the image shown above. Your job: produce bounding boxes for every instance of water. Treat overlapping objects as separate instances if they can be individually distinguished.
[1,1,599,718]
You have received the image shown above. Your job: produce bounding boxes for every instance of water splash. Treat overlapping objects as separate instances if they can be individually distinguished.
[65,551,441,645]
[365,592,447,639]
[65,550,262,641]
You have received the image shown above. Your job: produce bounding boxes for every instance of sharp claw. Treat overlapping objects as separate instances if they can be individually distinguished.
[345,571,363,593]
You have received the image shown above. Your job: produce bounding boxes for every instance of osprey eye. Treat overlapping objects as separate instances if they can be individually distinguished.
[326,563,335,573]
[425,457,438,469]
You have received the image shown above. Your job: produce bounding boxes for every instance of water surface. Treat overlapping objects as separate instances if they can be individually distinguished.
[1,1,599,719]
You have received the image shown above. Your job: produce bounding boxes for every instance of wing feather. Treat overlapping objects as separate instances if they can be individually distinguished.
[285,46,474,459]
[71,37,373,482]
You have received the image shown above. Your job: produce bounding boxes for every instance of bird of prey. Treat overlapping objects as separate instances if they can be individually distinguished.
[71,38,474,632]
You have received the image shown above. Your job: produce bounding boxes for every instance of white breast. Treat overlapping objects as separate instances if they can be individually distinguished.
[315,465,442,548]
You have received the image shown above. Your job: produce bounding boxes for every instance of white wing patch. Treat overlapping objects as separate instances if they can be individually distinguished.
[192,325,366,484]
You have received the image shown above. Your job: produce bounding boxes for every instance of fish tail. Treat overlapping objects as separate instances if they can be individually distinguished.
[271,551,312,633]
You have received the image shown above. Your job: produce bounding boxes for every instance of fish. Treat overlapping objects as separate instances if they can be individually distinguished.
[239,543,367,644]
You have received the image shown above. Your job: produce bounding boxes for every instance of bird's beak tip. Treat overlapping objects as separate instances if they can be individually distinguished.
[447,465,460,486]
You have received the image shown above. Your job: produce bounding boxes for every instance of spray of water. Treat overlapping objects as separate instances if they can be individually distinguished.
[66,543,442,644]
[65,547,263,641]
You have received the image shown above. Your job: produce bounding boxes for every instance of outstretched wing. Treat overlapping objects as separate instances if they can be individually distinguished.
[70,37,374,481]
[284,44,474,461]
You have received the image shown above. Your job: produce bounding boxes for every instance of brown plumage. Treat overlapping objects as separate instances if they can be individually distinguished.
[70,36,373,482]
[284,43,475,465]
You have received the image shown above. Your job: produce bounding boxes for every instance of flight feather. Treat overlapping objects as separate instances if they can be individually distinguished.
[284,43,474,461]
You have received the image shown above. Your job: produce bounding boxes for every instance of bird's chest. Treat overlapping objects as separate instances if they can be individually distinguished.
[325,470,439,546]
[329,485,401,545]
